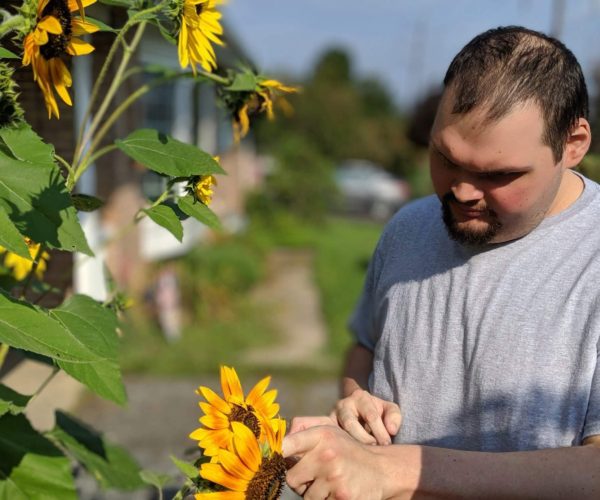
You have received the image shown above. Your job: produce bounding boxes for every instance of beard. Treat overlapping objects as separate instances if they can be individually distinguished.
[441,192,502,246]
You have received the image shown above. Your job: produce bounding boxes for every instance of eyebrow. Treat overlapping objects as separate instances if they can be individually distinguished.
[430,140,533,174]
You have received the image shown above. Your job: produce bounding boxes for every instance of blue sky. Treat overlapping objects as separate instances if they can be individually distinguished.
[223,0,600,111]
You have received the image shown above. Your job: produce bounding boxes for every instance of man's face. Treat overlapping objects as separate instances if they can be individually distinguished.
[429,92,568,245]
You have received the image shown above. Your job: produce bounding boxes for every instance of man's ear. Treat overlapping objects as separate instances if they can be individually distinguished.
[563,117,592,168]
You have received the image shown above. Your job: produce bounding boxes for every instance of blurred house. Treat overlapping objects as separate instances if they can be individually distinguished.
[12,4,265,303]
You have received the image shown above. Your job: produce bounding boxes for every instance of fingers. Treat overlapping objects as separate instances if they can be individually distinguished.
[283,425,325,458]
[335,389,392,445]
[289,415,337,435]
[382,401,402,436]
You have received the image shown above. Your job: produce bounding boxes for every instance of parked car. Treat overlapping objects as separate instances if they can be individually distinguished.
[334,160,411,220]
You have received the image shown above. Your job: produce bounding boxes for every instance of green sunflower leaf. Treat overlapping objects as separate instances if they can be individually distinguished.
[71,193,105,212]
[0,293,125,404]
[226,72,259,92]
[85,16,118,32]
[0,126,92,255]
[143,204,184,242]
[115,129,225,177]
[0,292,104,363]
[0,48,19,59]
[170,455,199,479]
[0,385,31,417]
[50,295,126,405]
[0,207,30,258]
[97,0,132,7]
[0,414,76,500]
[140,469,174,489]
[0,125,55,168]
[48,412,143,490]
[177,196,221,229]
[46,411,145,491]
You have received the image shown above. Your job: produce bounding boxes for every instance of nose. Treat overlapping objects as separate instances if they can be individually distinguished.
[451,176,484,203]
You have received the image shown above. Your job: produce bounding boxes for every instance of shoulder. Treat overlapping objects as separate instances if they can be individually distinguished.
[380,195,441,243]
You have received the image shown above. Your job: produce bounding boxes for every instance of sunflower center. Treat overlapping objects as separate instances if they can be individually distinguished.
[40,0,72,60]
[228,404,261,439]
[195,3,204,15]
[245,453,286,500]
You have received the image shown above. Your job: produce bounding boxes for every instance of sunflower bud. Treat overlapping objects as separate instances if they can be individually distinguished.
[0,62,25,128]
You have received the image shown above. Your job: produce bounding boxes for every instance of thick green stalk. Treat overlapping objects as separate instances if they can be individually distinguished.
[0,343,9,372]
[70,22,148,186]
[0,15,24,38]
[73,2,167,168]
[74,72,192,182]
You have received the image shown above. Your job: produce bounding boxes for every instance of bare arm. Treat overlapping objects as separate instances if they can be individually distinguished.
[284,427,600,499]
[341,342,373,396]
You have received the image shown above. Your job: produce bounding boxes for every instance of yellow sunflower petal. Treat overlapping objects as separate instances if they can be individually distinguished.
[200,413,229,429]
[195,491,244,499]
[200,463,247,492]
[32,28,49,46]
[178,20,189,69]
[253,389,279,418]
[199,401,225,417]
[217,449,254,481]
[193,427,233,450]
[230,422,261,473]
[245,376,270,407]
[221,366,244,403]
[199,386,231,415]
[71,18,100,35]
[68,0,96,13]
[37,16,63,35]
[67,38,95,56]
[50,59,72,106]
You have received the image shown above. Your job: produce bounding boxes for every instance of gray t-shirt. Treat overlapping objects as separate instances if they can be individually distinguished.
[350,174,600,452]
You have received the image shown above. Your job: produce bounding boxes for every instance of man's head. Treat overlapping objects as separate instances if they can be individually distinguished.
[430,26,591,245]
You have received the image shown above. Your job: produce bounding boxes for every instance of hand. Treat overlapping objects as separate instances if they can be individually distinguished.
[283,425,388,500]
[289,415,339,435]
[332,389,401,445]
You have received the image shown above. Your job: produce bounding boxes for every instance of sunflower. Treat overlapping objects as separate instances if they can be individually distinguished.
[22,0,98,119]
[0,239,50,281]
[187,174,218,205]
[177,0,224,74]
[231,80,298,143]
[197,420,287,499]
[190,366,280,457]
[256,80,298,120]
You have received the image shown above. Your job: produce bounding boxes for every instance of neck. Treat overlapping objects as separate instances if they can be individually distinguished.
[546,169,584,217]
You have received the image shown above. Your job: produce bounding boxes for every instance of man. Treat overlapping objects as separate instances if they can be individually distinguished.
[283,26,600,498]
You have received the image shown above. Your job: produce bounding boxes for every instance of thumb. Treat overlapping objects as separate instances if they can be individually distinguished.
[382,402,402,436]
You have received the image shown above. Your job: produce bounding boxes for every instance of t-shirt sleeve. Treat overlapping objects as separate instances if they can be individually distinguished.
[348,237,385,352]
[583,348,600,440]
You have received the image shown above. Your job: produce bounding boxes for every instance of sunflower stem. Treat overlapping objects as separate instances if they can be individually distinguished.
[0,15,24,38]
[74,73,186,184]
[71,21,147,181]
[30,366,60,402]
[0,344,9,372]
[54,154,73,176]
[19,243,45,301]
[83,143,118,168]
[96,188,173,254]
[72,0,167,177]
[196,69,230,86]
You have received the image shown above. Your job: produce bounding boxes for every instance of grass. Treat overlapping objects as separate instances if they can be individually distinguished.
[119,299,276,377]
[312,218,382,358]
[118,214,383,378]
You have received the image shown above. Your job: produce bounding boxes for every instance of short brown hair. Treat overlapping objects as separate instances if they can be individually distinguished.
[444,26,588,162]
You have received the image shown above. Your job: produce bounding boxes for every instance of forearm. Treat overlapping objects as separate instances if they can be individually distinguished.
[341,342,373,397]
[375,442,600,499]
